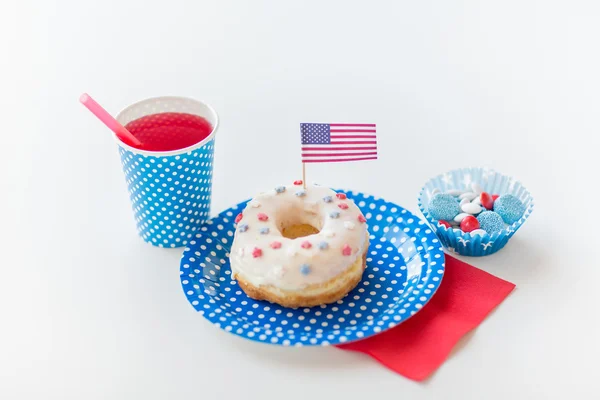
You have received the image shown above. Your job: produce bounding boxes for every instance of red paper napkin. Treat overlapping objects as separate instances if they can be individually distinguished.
[337,254,515,381]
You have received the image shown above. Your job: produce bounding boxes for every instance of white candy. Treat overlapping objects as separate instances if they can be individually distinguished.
[459,198,470,207]
[344,221,356,230]
[470,229,487,236]
[249,200,261,208]
[431,188,441,196]
[472,195,481,205]
[461,202,482,214]
[453,213,471,223]
[446,189,463,196]
[459,192,477,201]
[471,183,484,194]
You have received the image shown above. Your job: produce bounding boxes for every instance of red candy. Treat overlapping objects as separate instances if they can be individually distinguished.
[301,241,312,249]
[338,203,349,210]
[358,214,367,223]
[252,247,263,258]
[342,244,352,256]
[438,220,451,228]
[294,180,303,185]
[480,192,494,210]
[270,241,281,249]
[492,194,499,201]
[257,213,269,221]
[460,216,480,232]
[235,213,243,223]
[336,193,347,200]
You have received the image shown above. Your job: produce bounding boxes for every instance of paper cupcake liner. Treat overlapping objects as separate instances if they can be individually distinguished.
[418,167,534,257]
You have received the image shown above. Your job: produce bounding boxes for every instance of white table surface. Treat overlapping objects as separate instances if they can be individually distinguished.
[2,0,599,398]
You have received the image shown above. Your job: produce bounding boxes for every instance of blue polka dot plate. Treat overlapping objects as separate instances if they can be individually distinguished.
[180,190,445,346]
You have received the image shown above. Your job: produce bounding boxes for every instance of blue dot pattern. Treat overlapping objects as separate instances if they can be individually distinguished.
[118,140,215,248]
[180,190,445,346]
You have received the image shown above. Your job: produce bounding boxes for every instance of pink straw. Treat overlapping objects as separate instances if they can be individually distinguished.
[80,93,143,147]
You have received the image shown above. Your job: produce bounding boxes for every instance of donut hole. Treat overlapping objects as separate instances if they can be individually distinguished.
[281,223,320,239]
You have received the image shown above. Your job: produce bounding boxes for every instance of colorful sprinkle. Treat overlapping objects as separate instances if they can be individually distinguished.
[257,213,269,221]
[259,227,270,235]
[249,200,261,208]
[235,213,243,223]
[275,186,286,193]
[301,241,312,249]
[323,195,333,203]
[336,193,347,200]
[270,241,282,249]
[318,241,329,250]
[338,203,349,210]
[238,223,249,232]
[342,244,352,256]
[252,247,262,258]
[294,180,303,185]
[300,264,311,275]
[295,190,306,197]
[358,214,367,223]
[322,230,335,238]
[344,221,356,230]
[329,211,340,219]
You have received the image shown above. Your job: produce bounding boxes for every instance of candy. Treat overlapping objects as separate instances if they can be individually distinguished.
[492,194,499,201]
[275,186,286,193]
[427,193,460,221]
[295,190,306,197]
[235,213,243,223]
[477,211,505,233]
[453,213,471,223]
[344,221,355,230]
[459,198,470,207]
[459,192,477,201]
[342,244,352,256]
[257,213,269,221]
[336,193,347,200]
[460,215,480,232]
[294,180,303,185]
[470,183,484,194]
[300,264,311,275]
[438,220,451,228]
[480,192,494,210]
[252,247,262,258]
[238,223,249,232]
[470,229,487,236]
[259,227,269,234]
[270,241,282,249]
[317,241,329,250]
[461,202,482,215]
[494,194,525,224]
[329,211,340,219]
[249,200,261,208]
[358,214,367,223]
[338,203,349,210]
[446,189,463,196]
[301,241,312,249]
[323,196,333,203]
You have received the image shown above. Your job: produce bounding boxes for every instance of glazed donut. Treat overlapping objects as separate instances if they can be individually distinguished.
[229,182,369,308]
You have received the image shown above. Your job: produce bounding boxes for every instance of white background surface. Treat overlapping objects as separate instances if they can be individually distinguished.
[2,0,599,398]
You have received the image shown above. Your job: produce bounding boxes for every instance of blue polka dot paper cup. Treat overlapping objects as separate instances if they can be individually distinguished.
[418,167,534,256]
[115,97,219,248]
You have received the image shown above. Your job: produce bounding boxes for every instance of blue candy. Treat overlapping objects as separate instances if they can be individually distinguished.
[317,241,329,250]
[295,190,306,197]
[323,196,333,203]
[275,186,286,193]
[427,193,460,221]
[300,264,311,275]
[259,227,270,235]
[477,211,505,234]
[238,223,249,233]
[494,194,525,224]
[329,211,340,219]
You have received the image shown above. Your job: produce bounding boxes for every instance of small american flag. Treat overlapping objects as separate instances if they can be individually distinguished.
[300,123,378,163]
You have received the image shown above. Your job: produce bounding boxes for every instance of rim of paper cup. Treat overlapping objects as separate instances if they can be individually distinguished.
[114,96,219,157]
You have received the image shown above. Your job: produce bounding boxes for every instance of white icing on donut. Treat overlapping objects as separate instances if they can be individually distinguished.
[229,184,368,291]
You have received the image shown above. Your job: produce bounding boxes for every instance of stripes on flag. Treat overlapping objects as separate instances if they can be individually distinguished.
[300,123,377,163]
